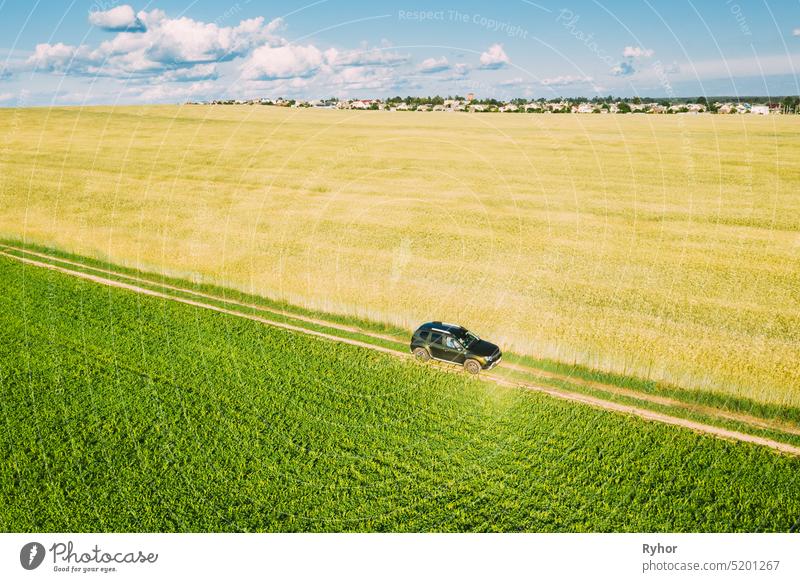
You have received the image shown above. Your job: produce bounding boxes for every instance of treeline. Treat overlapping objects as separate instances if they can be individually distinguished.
[381,94,800,112]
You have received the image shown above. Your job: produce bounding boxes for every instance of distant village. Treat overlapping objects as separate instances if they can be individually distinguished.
[194,93,800,115]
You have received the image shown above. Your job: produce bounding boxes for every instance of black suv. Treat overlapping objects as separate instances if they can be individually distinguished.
[410,322,502,374]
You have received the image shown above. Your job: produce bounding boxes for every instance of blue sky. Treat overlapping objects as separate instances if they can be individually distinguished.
[1,0,798,105]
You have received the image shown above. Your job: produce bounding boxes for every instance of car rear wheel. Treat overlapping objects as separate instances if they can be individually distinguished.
[464,359,481,375]
[413,347,431,362]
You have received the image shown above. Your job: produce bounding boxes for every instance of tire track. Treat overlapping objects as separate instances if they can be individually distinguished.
[2,248,799,457]
[5,244,799,439]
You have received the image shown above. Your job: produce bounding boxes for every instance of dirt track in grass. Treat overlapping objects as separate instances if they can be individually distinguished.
[7,244,800,440]
[2,246,798,457]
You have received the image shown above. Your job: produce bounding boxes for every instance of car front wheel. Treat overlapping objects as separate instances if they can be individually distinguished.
[413,347,431,362]
[464,359,481,375]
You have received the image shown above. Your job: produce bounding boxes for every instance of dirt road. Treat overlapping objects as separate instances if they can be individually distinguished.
[2,247,798,457]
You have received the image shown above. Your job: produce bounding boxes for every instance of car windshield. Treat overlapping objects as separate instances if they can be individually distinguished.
[460,331,480,348]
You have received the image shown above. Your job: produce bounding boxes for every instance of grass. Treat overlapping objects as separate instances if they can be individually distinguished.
[1,254,800,532]
[1,106,798,412]
[5,237,800,436]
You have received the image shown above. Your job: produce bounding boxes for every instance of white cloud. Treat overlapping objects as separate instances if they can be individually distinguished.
[241,40,413,88]
[241,43,324,80]
[418,56,450,74]
[611,61,635,76]
[623,46,654,58]
[245,62,409,97]
[157,63,218,82]
[330,65,396,90]
[325,45,408,67]
[123,14,282,66]
[437,62,471,82]
[498,77,524,86]
[133,80,216,102]
[324,63,415,94]
[0,92,14,102]
[608,46,653,78]
[137,8,167,29]
[540,75,593,86]
[89,5,144,32]
[24,12,285,79]
[479,44,509,69]
[793,28,800,36]
[26,42,93,72]
[15,8,418,98]
[453,63,469,76]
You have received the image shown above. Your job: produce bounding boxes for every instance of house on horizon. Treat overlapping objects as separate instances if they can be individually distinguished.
[573,103,595,114]
[346,98,381,109]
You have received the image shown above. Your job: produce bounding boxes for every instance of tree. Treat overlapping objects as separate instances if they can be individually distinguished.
[618,102,631,113]
[696,96,708,106]
[782,96,799,114]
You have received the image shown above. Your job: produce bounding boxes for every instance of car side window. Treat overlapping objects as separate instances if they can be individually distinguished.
[429,332,444,345]
[419,330,430,341]
[444,336,461,350]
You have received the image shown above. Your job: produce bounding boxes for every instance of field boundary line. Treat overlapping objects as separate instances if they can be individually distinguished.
[0,243,407,344]
[4,243,799,439]
[488,374,800,455]
[0,250,404,358]
[500,362,800,437]
[3,248,800,457]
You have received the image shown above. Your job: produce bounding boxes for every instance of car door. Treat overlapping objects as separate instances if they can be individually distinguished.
[443,335,467,364]
[428,332,451,361]
[430,333,465,363]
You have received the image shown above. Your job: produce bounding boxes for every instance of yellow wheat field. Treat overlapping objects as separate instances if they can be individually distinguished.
[1,105,798,408]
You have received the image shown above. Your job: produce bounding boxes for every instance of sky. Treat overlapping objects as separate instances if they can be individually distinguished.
[0,0,799,105]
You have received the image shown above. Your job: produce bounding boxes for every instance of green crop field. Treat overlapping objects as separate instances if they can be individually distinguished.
[1,254,799,532]
[1,106,798,414]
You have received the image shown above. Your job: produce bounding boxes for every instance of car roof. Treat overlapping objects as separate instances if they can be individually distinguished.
[417,321,466,335]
